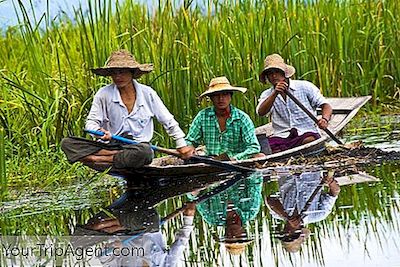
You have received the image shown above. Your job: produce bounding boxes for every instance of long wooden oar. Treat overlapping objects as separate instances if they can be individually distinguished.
[85,130,256,173]
[285,90,343,145]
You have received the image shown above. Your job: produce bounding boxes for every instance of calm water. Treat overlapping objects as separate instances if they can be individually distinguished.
[0,116,399,266]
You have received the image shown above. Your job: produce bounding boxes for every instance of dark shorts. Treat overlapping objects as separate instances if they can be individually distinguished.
[266,128,320,153]
[61,136,154,170]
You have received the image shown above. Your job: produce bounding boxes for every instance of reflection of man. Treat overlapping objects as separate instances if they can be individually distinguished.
[188,173,263,255]
[75,180,199,267]
[265,171,340,253]
[86,203,195,267]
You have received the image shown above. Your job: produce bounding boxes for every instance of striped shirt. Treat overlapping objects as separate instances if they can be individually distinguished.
[185,105,260,160]
[256,79,328,138]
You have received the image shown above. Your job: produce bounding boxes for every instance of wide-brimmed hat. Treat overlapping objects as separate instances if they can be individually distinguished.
[280,228,310,253]
[199,76,247,98]
[213,234,254,255]
[91,50,153,78]
[259,54,296,83]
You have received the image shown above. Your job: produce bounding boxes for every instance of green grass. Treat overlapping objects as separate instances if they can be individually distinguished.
[0,0,399,188]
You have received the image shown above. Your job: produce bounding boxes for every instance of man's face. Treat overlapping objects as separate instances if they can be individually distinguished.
[210,92,232,110]
[266,68,286,86]
[110,69,134,88]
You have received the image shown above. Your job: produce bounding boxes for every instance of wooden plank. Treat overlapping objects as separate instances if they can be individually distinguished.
[336,172,379,186]
[325,96,371,111]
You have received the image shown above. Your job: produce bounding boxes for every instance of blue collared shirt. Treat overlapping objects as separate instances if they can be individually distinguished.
[256,79,328,138]
[85,80,187,148]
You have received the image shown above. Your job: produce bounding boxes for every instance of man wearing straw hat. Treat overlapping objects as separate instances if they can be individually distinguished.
[61,50,192,170]
[256,54,333,153]
[184,76,262,160]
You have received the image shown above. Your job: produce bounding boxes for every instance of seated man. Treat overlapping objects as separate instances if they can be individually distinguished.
[185,76,262,161]
[256,54,333,153]
[61,50,191,170]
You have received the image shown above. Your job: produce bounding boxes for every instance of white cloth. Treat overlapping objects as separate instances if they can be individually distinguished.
[99,216,194,267]
[85,79,187,148]
[256,79,328,138]
[268,172,337,225]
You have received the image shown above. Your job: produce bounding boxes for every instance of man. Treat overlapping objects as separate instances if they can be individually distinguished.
[256,54,333,153]
[185,76,262,160]
[61,50,192,170]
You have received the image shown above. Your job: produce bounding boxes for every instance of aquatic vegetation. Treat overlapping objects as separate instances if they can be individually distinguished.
[0,0,399,189]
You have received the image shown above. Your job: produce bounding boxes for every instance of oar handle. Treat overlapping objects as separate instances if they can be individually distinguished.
[285,90,343,145]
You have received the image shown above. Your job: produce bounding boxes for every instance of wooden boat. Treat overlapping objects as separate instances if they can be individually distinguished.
[123,96,371,177]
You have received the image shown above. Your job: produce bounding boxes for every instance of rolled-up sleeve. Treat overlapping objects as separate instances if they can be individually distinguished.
[306,81,328,109]
[151,91,187,148]
[256,88,274,116]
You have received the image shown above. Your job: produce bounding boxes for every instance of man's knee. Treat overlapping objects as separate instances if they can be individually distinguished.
[60,137,72,153]
[113,143,154,169]
[302,136,316,144]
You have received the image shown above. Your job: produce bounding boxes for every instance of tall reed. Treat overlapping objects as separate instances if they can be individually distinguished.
[0,0,399,185]
[0,128,6,198]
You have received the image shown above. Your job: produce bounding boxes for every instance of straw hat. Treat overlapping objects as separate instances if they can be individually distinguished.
[281,228,311,253]
[199,76,247,98]
[224,243,248,255]
[259,54,296,83]
[91,50,154,78]
[213,234,254,255]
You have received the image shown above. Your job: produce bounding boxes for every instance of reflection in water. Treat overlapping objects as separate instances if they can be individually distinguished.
[266,171,340,253]
[188,172,263,255]
[73,173,248,266]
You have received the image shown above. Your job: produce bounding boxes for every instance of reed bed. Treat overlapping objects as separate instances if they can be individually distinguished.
[0,0,399,187]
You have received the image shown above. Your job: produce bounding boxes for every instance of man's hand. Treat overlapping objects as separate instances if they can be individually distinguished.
[177,145,195,159]
[317,118,329,130]
[97,128,112,141]
[323,172,340,197]
[86,217,126,234]
[274,81,289,95]
[183,202,196,216]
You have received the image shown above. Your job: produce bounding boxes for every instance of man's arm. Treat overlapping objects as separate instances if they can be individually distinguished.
[185,112,203,149]
[317,103,333,130]
[257,90,279,116]
[165,203,196,265]
[256,82,287,116]
[231,114,261,160]
[150,91,188,148]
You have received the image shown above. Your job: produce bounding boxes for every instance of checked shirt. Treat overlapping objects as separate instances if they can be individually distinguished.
[185,105,260,160]
[256,79,328,138]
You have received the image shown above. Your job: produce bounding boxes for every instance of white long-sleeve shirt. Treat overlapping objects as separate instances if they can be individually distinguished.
[85,79,187,148]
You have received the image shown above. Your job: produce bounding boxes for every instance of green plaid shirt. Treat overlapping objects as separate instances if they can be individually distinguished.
[186,105,260,160]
